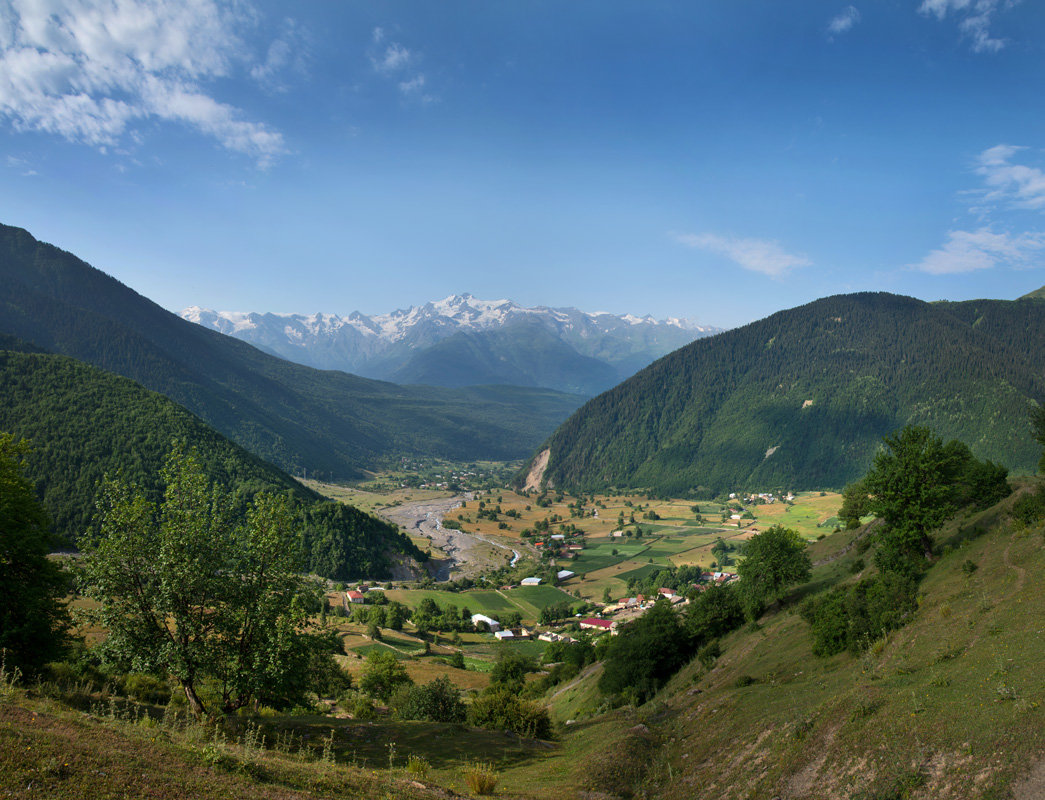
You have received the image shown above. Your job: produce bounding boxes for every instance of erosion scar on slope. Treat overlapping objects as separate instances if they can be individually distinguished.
[523,448,550,492]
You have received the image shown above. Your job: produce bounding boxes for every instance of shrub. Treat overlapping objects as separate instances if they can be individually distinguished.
[391,677,466,723]
[123,673,171,705]
[465,762,498,795]
[467,687,552,738]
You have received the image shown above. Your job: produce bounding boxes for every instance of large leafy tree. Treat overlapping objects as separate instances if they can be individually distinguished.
[0,434,68,677]
[736,525,811,618]
[862,426,1008,576]
[79,446,326,718]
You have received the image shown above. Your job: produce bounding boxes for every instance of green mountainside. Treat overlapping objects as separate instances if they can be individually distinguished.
[525,292,1045,495]
[0,349,421,577]
[0,223,584,479]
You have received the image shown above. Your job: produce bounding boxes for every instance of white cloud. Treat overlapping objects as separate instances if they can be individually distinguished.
[368,27,433,102]
[917,0,1015,53]
[974,144,1045,210]
[676,232,812,277]
[0,0,285,165]
[828,6,861,36]
[372,42,412,73]
[912,228,1045,274]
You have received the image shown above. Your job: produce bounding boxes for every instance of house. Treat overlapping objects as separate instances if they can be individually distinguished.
[521,576,542,586]
[494,630,515,640]
[568,544,583,551]
[345,590,366,604]
[579,618,618,634]
[657,588,677,599]
[611,530,624,538]
[550,534,566,541]
[556,569,575,581]
[538,632,562,642]
[471,613,501,632]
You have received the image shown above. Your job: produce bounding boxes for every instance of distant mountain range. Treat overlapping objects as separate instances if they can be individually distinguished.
[181,295,719,396]
[522,291,1045,496]
[0,223,584,481]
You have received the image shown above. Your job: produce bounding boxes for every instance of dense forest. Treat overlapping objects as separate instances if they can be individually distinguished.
[0,349,422,578]
[0,223,583,480]
[524,292,1045,495]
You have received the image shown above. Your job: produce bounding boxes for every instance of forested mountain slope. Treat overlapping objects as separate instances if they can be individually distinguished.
[525,292,1045,495]
[0,348,420,578]
[0,224,584,478]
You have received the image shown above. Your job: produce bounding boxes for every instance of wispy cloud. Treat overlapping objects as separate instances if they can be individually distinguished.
[974,144,1045,210]
[912,228,1045,274]
[0,0,285,165]
[369,26,433,102]
[676,232,812,277]
[917,0,1016,53]
[250,18,309,92]
[828,6,862,37]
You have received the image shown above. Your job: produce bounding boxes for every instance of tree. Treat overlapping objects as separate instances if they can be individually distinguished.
[490,647,537,690]
[392,676,466,722]
[79,446,326,718]
[735,525,811,618]
[598,599,688,703]
[0,434,68,677]
[839,479,869,529]
[359,649,412,702]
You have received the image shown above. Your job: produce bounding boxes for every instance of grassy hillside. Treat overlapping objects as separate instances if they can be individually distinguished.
[0,349,422,578]
[525,292,1045,495]
[1,483,1041,799]
[525,482,1045,800]
[0,223,584,480]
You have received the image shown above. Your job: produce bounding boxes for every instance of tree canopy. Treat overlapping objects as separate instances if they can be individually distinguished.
[861,426,1009,576]
[0,433,68,677]
[78,446,331,717]
[735,525,811,617]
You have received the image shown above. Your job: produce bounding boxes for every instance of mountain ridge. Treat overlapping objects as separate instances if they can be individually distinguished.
[524,290,1045,495]
[0,223,584,480]
[181,293,720,395]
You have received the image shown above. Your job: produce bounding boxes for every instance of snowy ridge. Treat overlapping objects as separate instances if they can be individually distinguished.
[183,293,714,345]
[180,293,721,393]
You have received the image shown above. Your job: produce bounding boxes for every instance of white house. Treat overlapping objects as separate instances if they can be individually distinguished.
[494,629,515,640]
[521,576,542,586]
[556,569,575,581]
[471,613,501,632]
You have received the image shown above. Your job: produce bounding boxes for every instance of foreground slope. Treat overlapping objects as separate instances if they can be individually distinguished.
[0,223,584,478]
[526,292,1045,494]
[635,484,1045,800]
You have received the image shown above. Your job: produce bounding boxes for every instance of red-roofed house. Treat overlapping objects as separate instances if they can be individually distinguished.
[579,618,618,634]
[345,590,366,604]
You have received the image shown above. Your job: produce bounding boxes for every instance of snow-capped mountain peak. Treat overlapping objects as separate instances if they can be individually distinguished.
[180,295,720,394]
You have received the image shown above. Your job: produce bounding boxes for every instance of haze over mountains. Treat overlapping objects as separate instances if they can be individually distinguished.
[182,296,718,396]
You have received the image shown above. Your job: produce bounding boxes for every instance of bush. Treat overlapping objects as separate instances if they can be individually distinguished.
[123,673,171,705]
[801,573,918,657]
[467,687,552,738]
[391,677,466,723]
[1012,487,1045,527]
[465,762,498,795]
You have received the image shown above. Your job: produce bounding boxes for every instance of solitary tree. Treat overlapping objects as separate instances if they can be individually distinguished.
[359,649,412,702]
[79,446,326,718]
[736,525,811,618]
[0,434,68,677]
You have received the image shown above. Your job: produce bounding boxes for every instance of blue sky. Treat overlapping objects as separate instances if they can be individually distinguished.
[2,0,1045,328]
